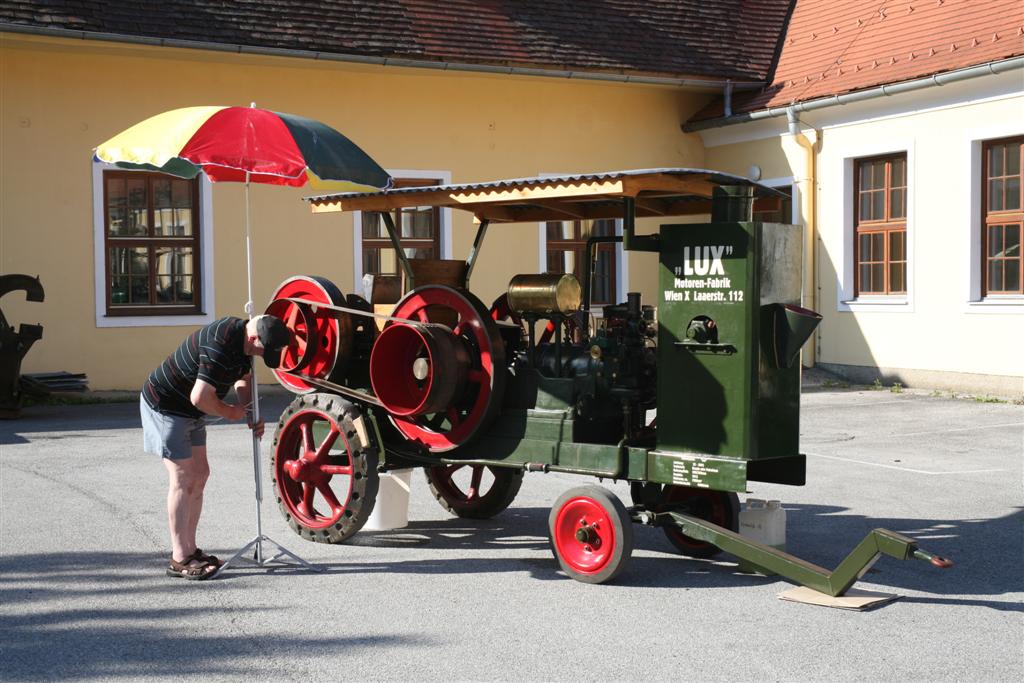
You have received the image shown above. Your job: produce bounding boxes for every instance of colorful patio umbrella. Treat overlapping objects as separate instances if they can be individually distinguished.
[95,105,392,192]
[95,105,391,573]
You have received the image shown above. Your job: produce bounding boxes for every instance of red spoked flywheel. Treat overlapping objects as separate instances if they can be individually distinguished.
[265,275,352,394]
[371,286,506,453]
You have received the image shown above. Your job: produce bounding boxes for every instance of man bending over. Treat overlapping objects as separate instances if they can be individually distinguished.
[140,314,289,580]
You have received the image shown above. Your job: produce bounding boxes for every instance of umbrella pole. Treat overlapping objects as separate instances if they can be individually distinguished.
[219,174,319,576]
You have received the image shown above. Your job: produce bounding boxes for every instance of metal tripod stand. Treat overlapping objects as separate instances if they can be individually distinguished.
[217,175,320,576]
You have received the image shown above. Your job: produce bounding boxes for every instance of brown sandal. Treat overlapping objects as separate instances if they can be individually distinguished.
[192,548,224,568]
[166,556,217,581]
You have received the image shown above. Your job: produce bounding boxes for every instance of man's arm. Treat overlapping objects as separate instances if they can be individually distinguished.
[191,379,247,421]
[233,373,265,438]
[234,373,253,411]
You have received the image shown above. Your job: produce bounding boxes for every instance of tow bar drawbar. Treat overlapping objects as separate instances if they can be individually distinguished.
[634,509,952,598]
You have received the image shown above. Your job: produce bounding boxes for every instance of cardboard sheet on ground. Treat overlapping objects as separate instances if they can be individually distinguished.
[778,586,900,610]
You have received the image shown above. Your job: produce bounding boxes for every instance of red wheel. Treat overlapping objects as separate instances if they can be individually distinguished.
[658,486,739,559]
[265,299,319,372]
[372,286,505,453]
[490,293,579,344]
[425,464,523,519]
[266,276,352,394]
[271,393,379,543]
[549,485,633,584]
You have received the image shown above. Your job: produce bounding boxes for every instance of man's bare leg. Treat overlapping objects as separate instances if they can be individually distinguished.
[186,445,210,552]
[164,453,207,564]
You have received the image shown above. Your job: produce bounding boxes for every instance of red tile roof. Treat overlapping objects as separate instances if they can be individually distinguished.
[0,0,794,82]
[690,0,1024,123]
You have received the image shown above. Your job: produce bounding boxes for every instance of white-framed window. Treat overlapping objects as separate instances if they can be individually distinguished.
[754,175,799,224]
[539,218,625,309]
[981,136,1022,296]
[835,140,915,312]
[535,174,628,312]
[351,169,453,292]
[963,123,1024,311]
[92,162,215,328]
[853,153,908,296]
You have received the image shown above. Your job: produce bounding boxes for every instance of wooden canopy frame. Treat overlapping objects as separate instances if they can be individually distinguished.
[304,168,785,290]
[305,168,784,224]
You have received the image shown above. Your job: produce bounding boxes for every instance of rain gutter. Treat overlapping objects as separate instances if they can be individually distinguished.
[787,107,821,366]
[0,23,766,90]
[683,56,1024,132]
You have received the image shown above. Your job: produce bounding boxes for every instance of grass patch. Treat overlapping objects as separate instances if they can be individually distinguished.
[925,390,1015,404]
[972,395,1007,404]
[870,378,883,390]
[821,378,851,388]
[890,382,903,394]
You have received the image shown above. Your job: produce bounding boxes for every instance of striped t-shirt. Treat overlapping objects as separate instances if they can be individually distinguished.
[143,317,251,418]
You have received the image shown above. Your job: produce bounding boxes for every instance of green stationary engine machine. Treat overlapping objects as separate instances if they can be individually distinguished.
[263,169,951,592]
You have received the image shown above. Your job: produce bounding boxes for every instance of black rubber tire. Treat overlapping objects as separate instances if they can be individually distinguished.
[659,486,740,559]
[629,481,663,508]
[425,464,523,519]
[271,393,379,544]
[548,485,634,584]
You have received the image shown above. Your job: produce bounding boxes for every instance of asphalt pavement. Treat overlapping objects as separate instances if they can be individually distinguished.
[1,383,1021,681]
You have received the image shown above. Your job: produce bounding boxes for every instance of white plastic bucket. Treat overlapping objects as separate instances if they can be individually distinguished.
[737,498,787,574]
[363,468,413,531]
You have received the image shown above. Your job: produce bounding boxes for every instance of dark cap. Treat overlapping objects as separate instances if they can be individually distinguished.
[257,315,290,369]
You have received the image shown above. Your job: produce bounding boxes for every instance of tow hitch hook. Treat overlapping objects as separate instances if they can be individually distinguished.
[913,549,954,569]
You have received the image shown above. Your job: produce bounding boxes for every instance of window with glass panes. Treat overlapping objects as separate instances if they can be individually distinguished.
[854,154,907,295]
[103,171,201,315]
[752,187,792,223]
[546,219,617,306]
[362,178,441,275]
[982,136,1023,295]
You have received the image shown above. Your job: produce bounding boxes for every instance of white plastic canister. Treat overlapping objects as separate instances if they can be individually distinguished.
[363,468,413,531]
[737,498,787,574]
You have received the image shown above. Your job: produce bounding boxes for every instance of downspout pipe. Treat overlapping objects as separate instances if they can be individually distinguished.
[685,56,1024,132]
[787,107,821,367]
[0,23,766,90]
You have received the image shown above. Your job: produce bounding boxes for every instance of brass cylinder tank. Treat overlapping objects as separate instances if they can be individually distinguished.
[507,273,582,316]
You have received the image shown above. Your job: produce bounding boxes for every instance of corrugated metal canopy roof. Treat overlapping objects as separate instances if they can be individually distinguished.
[306,168,785,223]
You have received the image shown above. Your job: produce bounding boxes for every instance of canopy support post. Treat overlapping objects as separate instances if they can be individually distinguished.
[464,218,490,289]
[582,235,622,314]
[620,196,659,252]
[380,211,416,289]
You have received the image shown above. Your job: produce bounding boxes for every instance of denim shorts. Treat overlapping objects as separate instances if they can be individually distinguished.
[140,393,207,460]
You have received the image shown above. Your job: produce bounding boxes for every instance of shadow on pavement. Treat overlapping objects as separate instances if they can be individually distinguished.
[220,505,1021,607]
[0,551,431,682]
[2,495,1018,679]
[784,504,1023,602]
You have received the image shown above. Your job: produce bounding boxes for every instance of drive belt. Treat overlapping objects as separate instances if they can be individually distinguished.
[273,296,438,408]
[276,297,452,330]
[283,374,383,408]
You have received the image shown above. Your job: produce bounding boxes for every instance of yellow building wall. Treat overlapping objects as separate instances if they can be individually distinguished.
[705,136,799,183]
[707,93,1024,386]
[0,34,708,389]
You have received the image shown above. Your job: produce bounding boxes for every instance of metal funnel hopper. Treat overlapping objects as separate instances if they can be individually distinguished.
[761,303,822,369]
